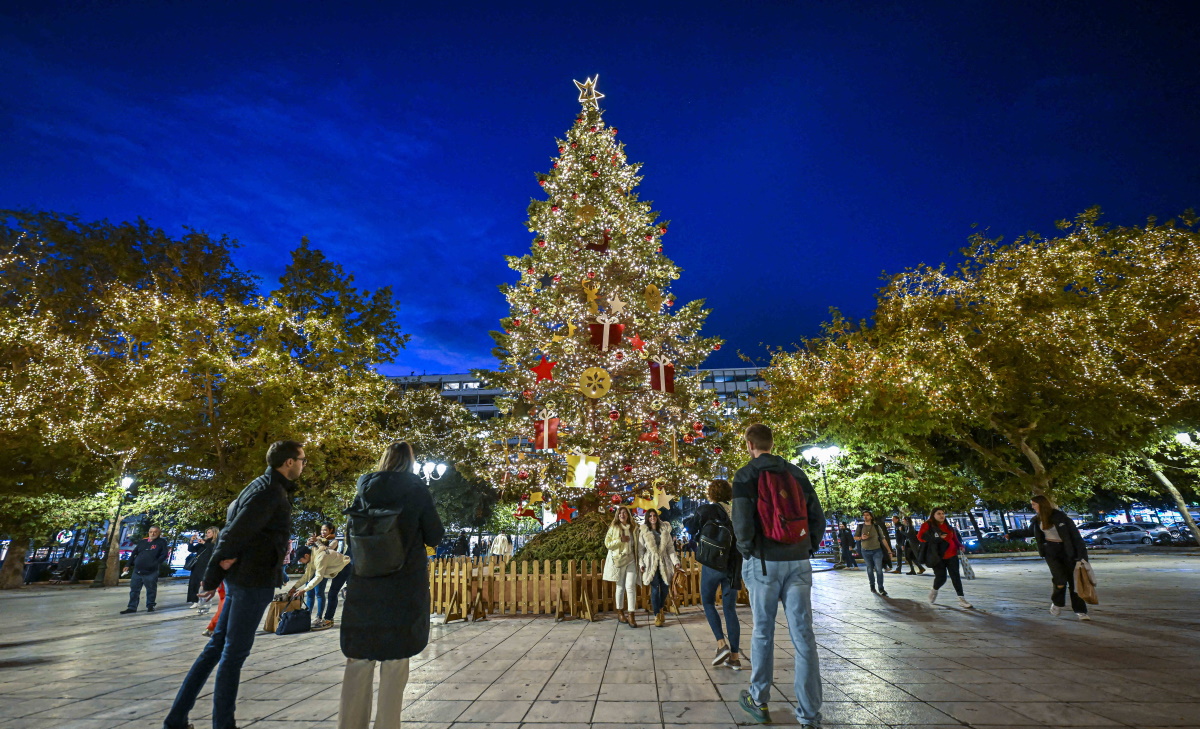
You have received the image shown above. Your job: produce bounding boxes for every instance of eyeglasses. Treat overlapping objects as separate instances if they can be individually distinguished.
[294,457,308,465]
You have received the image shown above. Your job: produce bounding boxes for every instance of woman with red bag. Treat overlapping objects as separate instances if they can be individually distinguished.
[917,508,973,609]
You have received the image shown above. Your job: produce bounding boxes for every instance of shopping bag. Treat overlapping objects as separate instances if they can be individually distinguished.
[1074,561,1099,604]
[959,553,976,580]
[262,597,303,633]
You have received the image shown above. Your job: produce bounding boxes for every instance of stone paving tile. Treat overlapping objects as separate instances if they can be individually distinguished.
[5,554,1200,728]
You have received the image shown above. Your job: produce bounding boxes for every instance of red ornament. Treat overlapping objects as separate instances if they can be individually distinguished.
[571,142,578,147]
[531,307,540,315]
[558,146,565,153]
[572,193,579,199]
[693,422,704,432]
[614,351,624,361]
[530,355,557,383]
[683,434,695,444]
[537,239,547,248]
[611,127,618,135]
[608,410,620,420]
[551,205,559,212]
[623,464,633,473]
[611,494,622,504]
[713,343,722,351]
[522,389,534,400]
[712,399,720,408]
[657,247,663,252]
[651,448,661,456]
[629,334,646,352]
[660,227,667,234]
[539,180,546,187]
[589,154,597,161]
[517,470,529,480]
[521,493,530,501]
[552,162,557,168]
[591,171,599,177]
[591,126,597,132]
[713,447,723,455]
[552,275,562,283]
[587,271,596,279]
[512,319,521,327]
[665,299,674,307]
[526,268,535,274]
[645,234,653,241]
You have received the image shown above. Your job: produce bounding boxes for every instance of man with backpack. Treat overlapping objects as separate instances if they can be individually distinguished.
[731,424,825,728]
[694,479,742,670]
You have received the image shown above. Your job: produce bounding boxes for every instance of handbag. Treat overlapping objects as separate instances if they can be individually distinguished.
[262,597,303,633]
[959,552,976,580]
[1074,560,1098,604]
[275,606,312,635]
[184,552,199,571]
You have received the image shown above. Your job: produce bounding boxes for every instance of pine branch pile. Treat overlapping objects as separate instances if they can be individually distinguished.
[514,511,611,562]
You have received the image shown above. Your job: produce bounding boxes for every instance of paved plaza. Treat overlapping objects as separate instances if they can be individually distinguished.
[2,553,1199,729]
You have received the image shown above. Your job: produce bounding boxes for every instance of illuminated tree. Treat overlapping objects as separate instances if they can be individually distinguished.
[475,77,732,510]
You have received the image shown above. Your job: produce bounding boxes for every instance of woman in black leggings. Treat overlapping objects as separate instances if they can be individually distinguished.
[916,508,972,609]
[1009,495,1090,620]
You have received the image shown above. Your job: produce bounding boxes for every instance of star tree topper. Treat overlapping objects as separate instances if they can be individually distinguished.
[574,75,605,109]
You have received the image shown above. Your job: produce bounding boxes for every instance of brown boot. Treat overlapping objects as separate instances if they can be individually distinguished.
[626,612,638,628]
[654,610,665,627]
[617,608,626,623]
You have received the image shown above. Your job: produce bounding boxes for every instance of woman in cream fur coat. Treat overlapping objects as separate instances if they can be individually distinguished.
[639,509,680,627]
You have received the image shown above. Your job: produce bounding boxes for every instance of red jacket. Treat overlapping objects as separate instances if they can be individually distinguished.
[917,520,960,559]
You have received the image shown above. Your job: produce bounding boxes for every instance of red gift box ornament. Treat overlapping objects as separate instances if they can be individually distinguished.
[534,412,560,450]
[649,356,675,393]
[588,313,625,352]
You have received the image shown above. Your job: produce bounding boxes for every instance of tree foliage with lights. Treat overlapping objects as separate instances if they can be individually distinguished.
[474,78,734,513]
[763,209,1200,536]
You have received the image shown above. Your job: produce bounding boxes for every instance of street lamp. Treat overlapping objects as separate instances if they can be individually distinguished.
[416,461,447,484]
[90,475,136,588]
[801,446,843,568]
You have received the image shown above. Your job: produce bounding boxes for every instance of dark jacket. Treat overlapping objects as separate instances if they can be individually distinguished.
[892,521,908,549]
[732,453,825,561]
[838,527,855,550]
[204,468,295,591]
[1010,510,1087,563]
[187,537,216,599]
[129,537,170,575]
[694,502,742,584]
[341,469,445,661]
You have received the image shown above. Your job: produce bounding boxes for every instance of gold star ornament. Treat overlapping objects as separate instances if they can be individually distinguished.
[574,75,605,109]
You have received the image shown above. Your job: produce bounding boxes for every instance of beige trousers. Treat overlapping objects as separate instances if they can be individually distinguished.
[338,657,409,729]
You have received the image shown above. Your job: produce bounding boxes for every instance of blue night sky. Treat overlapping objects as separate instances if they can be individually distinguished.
[2,2,1197,376]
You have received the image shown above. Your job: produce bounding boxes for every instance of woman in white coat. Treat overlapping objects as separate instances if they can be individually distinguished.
[603,507,640,628]
[639,509,679,627]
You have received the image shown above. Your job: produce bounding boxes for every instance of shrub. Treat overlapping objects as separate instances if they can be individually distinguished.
[979,539,1037,554]
[514,511,611,562]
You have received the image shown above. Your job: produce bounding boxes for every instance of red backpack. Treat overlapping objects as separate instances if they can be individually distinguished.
[756,469,809,544]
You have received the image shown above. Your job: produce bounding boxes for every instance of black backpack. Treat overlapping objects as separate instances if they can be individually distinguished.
[342,502,407,578]
[696,506,735,572]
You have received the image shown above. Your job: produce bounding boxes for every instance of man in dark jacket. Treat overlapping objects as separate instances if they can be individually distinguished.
[120,526,170,614]
[163,440,305,729]
[731,424,824,728]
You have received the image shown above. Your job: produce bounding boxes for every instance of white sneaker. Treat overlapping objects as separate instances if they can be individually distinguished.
[1076,612,1091,621]
[1050,604,1061,616]
[188,603,198,609]
[958,596,973,609]
[928,589,938,603]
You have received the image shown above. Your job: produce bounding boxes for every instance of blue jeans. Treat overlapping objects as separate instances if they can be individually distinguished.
[305,579,326,617]
[650,574,668,614]
[127,571,159,610]
[324,567,350,621]
[163,582,274,729]
[840,544,857,568]
[862,548,885,591]
[700,565,740,652]
[742,556,822,727]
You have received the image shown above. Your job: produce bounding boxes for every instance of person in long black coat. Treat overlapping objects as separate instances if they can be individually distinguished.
[338,441,444,729]
[186,527,219,605]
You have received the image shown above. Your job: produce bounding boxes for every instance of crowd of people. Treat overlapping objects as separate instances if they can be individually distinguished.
[121,423,1091,729]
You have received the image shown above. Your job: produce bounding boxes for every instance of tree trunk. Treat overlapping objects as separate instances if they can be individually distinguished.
[1123,503,1133,522]
[101,516,125,587]
[966,511,985,540]
[0,536,31,589]
[1144,456,1200,545]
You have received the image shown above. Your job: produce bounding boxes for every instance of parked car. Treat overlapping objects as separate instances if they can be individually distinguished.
[1084,524,1153,546]
[1130,521,1171,540]
[1076,521,1111,538]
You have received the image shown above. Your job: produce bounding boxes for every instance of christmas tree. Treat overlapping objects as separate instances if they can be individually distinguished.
[476,76,731,513]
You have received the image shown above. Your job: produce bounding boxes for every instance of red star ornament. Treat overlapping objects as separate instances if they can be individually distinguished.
[629,333,646,352]
[530,356,557,382]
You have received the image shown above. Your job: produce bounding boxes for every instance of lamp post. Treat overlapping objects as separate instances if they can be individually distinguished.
[90,476,134,588]
[801,446,843,568]
[416,461,447,485]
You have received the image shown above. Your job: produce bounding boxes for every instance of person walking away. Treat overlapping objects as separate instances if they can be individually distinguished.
[695,479,743,670]
[854,510,893,596]
[901,516,926,575]
[1008,495,1091,620]
[338,442,444,729]
[837,523,858,569]
[639,509,679,627]
[323,531,352,624]
[163,440,305,729]
[186,527,220,608]
[489,532,513,559]
[603,506,640,628]
[917,508,972,608]
[121,526,170,614]
[889,516,905,574]
[732,424,825,728]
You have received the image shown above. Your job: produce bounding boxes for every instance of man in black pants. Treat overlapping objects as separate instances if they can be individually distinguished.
[121,526,170,613]
[163,440,306,729]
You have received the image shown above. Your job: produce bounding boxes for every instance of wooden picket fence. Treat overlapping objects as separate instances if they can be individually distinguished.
[427,553,746,623]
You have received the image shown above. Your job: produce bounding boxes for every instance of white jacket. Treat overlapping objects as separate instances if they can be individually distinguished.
[638,522,679,586]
